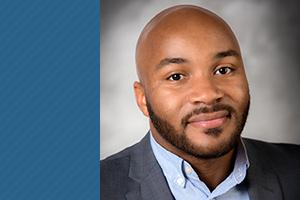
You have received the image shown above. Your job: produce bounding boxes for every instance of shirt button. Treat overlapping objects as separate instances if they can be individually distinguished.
[236,173,243,182]
[176,176,185,187]
[185,167,193,174]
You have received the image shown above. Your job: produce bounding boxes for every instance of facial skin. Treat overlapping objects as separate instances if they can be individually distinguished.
[134,5,250,188]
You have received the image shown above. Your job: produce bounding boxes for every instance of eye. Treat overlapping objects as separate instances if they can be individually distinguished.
[167,73,184,81]
[215,66,233,75]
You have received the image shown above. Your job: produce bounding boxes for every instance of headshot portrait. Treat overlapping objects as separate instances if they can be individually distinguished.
[101,1,300,199]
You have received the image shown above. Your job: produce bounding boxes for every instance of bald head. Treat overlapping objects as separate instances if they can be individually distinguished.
[135,5,241,83]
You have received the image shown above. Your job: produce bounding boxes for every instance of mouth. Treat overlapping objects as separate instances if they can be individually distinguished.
[187,110,230,129]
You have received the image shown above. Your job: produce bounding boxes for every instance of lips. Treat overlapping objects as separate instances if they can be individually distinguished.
[187,110,230,129]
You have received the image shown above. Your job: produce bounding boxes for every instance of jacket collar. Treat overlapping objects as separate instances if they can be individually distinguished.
[125,132,174,200]
[243,138,283,200]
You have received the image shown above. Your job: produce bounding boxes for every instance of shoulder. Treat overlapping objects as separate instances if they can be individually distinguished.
[100,136,149,199]
[243,138,300,198]
[243,138,300,171]
[100,141,141,178]
[243,138,300,158]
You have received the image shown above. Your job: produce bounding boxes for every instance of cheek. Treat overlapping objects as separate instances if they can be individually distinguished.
[223,81,249,110]
[149,87,186,121]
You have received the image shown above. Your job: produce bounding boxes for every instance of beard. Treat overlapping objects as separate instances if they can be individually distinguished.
[147,100,250,159]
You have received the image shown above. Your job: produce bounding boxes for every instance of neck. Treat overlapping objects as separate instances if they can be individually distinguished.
[184,149,235,190]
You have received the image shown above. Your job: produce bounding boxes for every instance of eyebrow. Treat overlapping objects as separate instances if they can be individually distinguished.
[214,49,240,59]
[156,57,188,69]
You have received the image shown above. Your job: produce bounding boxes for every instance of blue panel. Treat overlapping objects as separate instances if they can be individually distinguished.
[0,0,99,199]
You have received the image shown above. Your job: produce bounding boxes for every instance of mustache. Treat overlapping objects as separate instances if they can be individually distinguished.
[181,103,236,127]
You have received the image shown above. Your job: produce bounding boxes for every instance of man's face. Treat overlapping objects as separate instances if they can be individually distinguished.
[135,16,250,159]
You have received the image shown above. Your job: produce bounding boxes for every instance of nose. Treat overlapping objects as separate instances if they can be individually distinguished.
[187,77,224,105]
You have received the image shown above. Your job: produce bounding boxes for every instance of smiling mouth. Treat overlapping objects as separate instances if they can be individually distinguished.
[187,110,230,129]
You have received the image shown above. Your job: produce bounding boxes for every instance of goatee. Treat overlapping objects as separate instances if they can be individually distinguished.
[147,100,250,159]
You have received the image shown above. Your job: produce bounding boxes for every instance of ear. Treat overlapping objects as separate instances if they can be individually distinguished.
[133,81,149,117]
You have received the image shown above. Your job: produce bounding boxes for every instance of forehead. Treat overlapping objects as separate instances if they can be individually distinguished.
[156,31,236,57]
[139,23,240,68]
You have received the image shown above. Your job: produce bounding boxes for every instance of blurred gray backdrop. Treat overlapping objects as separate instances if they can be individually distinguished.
[100,0,300,159]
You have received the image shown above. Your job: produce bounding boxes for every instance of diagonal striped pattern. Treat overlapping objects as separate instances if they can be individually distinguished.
[0,0,99,199]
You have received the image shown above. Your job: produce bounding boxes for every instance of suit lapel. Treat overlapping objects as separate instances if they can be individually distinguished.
[246,165,283,200]
[244,138,283,200]
[125,133,174,200]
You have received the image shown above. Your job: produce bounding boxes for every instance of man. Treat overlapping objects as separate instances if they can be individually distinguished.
[101,5,300,200]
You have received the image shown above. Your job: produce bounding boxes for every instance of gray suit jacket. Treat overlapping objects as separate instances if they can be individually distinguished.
[101,133,300,199]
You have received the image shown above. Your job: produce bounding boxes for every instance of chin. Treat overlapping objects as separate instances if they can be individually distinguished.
[182,128,240,159]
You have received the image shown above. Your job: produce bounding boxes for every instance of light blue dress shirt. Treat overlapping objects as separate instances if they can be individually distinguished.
[150,133,250,200]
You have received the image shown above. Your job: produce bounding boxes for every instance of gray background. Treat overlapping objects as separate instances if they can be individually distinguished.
[101,0,300,159]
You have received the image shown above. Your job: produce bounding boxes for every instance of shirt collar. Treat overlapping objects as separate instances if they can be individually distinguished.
[150,133,187,187]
